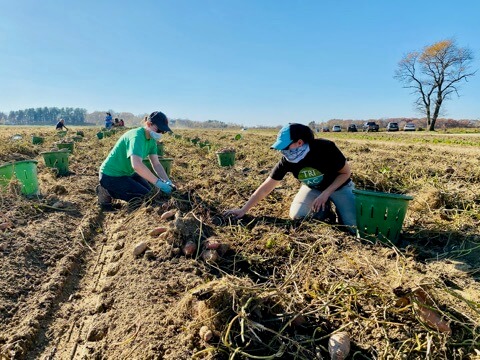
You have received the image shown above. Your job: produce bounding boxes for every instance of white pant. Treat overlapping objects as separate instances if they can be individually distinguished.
[289,181,357,230]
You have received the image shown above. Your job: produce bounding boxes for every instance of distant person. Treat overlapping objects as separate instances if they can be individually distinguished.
[225,123,356,232]
[118,118,125,127]
[97,111,175,210]
[55,119,68,131]
[105,112,113,129]
[114,118,120,127]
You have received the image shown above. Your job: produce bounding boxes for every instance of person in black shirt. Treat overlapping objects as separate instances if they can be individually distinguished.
[55,119,68,131]
[225,123,356,232]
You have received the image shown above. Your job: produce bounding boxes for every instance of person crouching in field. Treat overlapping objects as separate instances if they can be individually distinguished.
[225,123,356,233]
[55,118,68,131]
[96,111,175,210]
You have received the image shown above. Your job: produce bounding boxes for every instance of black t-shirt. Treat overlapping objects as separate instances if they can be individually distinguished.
[270,139,350,191]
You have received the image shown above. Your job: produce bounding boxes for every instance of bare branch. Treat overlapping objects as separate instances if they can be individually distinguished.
[395,39,476,130]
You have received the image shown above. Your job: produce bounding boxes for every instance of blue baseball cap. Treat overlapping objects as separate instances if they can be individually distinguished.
[271,124,293,150]
[271,123,315,150]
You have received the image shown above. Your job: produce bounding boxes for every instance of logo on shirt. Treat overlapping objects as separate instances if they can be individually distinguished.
[298,167,323,187]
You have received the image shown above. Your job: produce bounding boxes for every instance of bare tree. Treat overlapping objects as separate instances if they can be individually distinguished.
[395,39,475,131]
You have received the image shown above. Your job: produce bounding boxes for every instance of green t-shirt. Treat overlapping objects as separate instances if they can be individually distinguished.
[100,127,158,177]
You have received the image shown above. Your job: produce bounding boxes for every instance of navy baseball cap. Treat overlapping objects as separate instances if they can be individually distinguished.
[148,111,172,133]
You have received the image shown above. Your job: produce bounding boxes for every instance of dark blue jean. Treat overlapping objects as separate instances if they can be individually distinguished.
[100,173,151,202]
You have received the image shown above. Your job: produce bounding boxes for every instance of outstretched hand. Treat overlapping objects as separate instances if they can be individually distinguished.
[224,208,246,219]
[311,193,330,213]
[155,179,173,195]
[165,180,177,191]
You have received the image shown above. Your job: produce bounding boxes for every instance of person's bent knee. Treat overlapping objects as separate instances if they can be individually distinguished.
[289,213,303,220]
[289,207,309,220]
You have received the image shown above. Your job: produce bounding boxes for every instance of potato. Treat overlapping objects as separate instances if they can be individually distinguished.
[201,249,219,263]
[149,227,168,236]
[133,242,148,257]
[291,314,306,327]
[160,209,176,221]
[328,332,350,360]
[204,238,221,250]
[182,241,197,256]
[199,326,213,341]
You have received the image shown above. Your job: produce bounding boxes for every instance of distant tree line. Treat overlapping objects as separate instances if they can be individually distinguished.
[1,107,88,125]
[0,108,243,129]
[1,107,477,130]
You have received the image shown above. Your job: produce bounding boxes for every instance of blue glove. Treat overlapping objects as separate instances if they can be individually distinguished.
[165,180,177,191]
[155,179,173,194]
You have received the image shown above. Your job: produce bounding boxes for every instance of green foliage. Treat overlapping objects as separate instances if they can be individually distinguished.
[265,238,275,249]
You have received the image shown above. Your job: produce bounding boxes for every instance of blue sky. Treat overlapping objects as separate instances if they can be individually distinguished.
[1,0,479,127]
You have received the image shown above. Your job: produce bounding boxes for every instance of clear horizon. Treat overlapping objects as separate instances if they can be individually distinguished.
[1,0,479,127]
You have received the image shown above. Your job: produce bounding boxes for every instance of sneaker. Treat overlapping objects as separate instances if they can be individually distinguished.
[96,185,112,206]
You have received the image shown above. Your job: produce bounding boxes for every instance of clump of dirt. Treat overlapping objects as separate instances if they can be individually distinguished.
[168,276,309,358]
[48,184,68,195]
[162,212,214,248]
[0,153,34,164]
[410,186,443,212]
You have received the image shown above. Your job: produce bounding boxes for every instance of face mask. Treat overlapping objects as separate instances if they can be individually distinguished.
[149,130,162,141]
[281,143,310,163]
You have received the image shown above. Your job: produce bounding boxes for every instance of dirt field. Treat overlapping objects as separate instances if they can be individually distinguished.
[0,127,479,359]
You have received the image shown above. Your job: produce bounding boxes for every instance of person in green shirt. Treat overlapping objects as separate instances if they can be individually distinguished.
[96,111,175,210]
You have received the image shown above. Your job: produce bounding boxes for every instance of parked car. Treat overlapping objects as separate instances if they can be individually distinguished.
[347,124,358,132]
[386,122,399,132]
[321,127,330,132]
[332,125,342,132]
[363,121,379,132]
[404,123,416,131]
